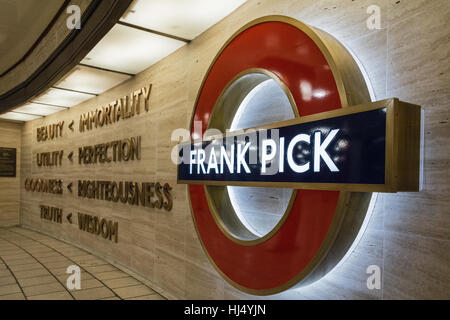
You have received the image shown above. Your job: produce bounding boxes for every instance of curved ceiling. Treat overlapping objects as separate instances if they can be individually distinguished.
[0,0,66,75]
[0,0,248,122]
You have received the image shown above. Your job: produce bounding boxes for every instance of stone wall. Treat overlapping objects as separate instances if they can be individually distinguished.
[19,0,450,299]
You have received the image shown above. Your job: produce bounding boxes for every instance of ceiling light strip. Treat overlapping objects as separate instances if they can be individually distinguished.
[78,63,135,77]
[10,111,43,117]
[51,86,98,96]
[117,21,191,43]
[29,102,69,109]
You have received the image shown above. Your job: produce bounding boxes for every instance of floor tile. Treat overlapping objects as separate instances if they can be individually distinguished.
[84,265,118,274]
[72,287,116,300]
[0,276,16,286]
[0,270,11,277]
[8,263,43,272]
[32,252,60,259]
[127,294,166,300]
[95,271,130,281]
[0,293,26,300]
[48,266,76,276]
[114,285,156,299]
[28,291,73,300]
[45,260,74,269]
[78,278,104,290]
[103,277,141,289]
[14,268,51,279]
[37,256,70,264]
[2,256,29,263]
[23,282,66,297]
[56,272,93,283]
[18,275,57,287]
[0,284,21,296]
[3,258,35,266]
[1,227,165,301]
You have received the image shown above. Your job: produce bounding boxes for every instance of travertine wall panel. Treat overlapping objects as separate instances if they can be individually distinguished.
[0,120,22,226]
[19,0,450,299]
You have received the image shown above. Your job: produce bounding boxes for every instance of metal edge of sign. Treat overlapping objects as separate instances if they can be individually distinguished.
[180,98,422,193]
[181,98,392,146]
[180,99,390,192]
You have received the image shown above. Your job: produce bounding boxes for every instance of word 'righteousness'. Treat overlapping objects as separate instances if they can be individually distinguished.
[78,181,173,212]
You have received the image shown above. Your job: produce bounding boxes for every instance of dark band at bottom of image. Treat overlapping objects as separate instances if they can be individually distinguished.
[12,300,442,317]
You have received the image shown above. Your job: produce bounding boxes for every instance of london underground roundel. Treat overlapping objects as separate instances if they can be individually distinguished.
[186,16,377,295]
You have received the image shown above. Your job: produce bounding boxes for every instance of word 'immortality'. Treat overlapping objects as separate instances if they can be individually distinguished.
[79,84,152,132]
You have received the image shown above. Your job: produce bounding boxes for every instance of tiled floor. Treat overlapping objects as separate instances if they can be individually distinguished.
[0,227,166,300]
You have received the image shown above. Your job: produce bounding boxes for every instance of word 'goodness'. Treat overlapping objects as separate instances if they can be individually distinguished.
[78,181,173,212]
[79,137,141,164]
[25,178,63,194]
[79,84,152,132]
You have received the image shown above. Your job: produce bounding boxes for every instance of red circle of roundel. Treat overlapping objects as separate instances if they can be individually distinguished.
[190,21,343,292]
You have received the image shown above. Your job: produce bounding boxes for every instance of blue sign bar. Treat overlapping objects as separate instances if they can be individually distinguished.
[178,107,389,189]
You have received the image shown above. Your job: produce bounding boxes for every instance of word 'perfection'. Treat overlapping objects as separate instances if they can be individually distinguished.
[79,137,141,164]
